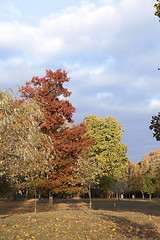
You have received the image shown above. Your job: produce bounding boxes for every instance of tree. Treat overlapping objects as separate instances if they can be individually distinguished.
[154,0,160,20]
[19,69,92,200]
[0,89,55,210]
[43,123,92,198]
[149,112,160,141]
[141,150,160,177]
[155,166,160,196]
[20,69,75,134]
[0,90,20,199]
[140,149,160,201]
[73,155,100,211]
[144,176,156,201]
[11,99,54,212]
[127,162,144,199]
[84,115,128,206]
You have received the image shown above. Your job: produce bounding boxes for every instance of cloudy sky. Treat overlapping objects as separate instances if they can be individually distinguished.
[0,0,160,162]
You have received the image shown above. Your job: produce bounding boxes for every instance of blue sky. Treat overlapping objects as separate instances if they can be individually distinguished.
[0,0,160,162]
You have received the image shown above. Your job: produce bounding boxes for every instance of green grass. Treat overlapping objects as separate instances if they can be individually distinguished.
[0,199,160,240]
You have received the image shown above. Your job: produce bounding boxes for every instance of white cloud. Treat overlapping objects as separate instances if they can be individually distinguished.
[0,1,21,19]
[7,1,21,18]
[0,0,158,109]
[149,98,160,110]
[38,3,118,56]
[35,37,66,57]
[96,91,114,100]
[0,21,37,56]
[0,0,158,64]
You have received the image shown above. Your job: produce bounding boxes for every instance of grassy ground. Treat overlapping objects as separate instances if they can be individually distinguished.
[0,198,160,240]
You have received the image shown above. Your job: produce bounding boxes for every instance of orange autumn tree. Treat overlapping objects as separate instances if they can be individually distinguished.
[19,69,92,198]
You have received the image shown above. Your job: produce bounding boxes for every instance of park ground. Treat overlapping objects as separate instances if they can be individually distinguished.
[0,198,160,240]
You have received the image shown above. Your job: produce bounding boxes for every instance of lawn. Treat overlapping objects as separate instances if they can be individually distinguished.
[0,198,160,240]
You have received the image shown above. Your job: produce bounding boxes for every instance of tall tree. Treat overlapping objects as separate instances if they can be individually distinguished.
[84,115,128,206]
[11,99,54,212]
[0,90,20,198]
[19,69,91,199]
[0,90,54,210]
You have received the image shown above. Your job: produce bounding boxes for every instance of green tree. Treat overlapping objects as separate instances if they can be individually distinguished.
[140,149,160,200]
[84,115,128,206]
[144,176,156,201]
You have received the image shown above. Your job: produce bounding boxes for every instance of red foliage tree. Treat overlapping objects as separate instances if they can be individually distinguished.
[20,69,75,133]
[19,69,92,195]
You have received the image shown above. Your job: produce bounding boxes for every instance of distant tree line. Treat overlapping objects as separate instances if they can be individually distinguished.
[0,69,160,211]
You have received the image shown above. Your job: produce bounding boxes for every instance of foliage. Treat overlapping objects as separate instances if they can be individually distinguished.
[140,150,160,177]
[155,166,160,194]
[154,0,160,20]
[0,90,20,197]
[44,123,92,195]
[142,149,160,196]
[73,155,99,209]
[0,90,55,209]
[84,115,128,183]
[144,176,156,201]
[19,69,75,134]
[139,149,160,199]
[128,162,144,194]
[149,112,160,141]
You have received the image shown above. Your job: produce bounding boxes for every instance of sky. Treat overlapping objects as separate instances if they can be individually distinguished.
[0,0,160,162]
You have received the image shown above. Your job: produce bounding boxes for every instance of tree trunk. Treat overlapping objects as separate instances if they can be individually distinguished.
[76,192,80,199]
[149,194,152,202]
[34,187,37,214]
[116,192,118,200]
[49,192,53,206]
[108,148,116,208]
[38,190,41,200]
[141,190,145,200]
[26,189,29,199]
[129,191,131,201]
[88,183,92,212]
[113,194,116,208]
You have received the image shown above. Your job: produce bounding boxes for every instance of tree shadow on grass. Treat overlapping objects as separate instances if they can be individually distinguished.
[98,212,160,239]
[91,199,160,217]
[0,198,89,216]
[0,199,36,216]
[0,198,160,218]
